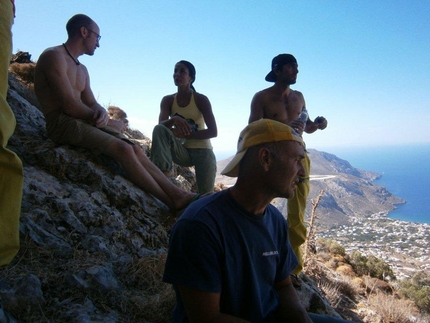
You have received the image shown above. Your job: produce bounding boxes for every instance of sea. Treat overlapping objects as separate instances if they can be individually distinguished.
[325,143,430,225]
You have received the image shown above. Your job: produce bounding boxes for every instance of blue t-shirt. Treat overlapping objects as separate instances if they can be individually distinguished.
[163,190,298,323]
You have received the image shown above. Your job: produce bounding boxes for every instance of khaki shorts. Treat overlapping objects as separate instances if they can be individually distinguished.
[44,110,133,155]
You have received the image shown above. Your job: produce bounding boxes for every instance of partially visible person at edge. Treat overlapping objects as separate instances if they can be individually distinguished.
[0,1,23,322]
[150,60,217,194]
[34,14,197,212]
[249,54,328,286]
[163,119,351,323]
[0,0,22,267]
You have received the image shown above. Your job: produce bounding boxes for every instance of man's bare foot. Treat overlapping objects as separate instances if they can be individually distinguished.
[175,192,213,213]
[174,192,198,211]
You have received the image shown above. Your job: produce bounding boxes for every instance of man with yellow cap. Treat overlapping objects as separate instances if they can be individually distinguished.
[163,119,350,322]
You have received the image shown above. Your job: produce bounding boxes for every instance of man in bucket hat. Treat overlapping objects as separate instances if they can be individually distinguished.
[249,54,328,287]
[163,119,351,322]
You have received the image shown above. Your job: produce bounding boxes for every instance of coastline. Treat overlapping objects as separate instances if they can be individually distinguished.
[322,143,430,225]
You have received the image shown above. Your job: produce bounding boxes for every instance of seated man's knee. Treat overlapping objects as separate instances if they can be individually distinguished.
[108,139,135,158]
[131,144,148,157]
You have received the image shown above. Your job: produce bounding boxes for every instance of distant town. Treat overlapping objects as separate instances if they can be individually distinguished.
[317,212,430,280]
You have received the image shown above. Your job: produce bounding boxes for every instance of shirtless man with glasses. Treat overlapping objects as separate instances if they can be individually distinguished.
[34,14,196,212]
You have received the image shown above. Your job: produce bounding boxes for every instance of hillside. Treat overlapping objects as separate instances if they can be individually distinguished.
[217,149,404,229]
[1,64,428,323]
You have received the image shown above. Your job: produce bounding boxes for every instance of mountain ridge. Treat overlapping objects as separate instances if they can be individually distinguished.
[216,149,404,229]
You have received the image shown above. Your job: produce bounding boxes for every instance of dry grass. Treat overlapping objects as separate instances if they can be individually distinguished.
[9,62,35,85]
[123,254,175,321]
[8,64,40,108]
[319,279,342,307]
[0,237,175,323]
[368,292,423,323]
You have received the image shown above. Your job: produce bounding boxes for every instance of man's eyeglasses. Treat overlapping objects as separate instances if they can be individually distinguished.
[87,28,101,42]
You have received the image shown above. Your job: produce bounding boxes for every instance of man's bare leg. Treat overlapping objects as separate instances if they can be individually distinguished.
[105,140,195,210]
[132,145,196,210]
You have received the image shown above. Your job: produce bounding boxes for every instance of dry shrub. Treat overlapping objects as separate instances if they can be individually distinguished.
[8,68,40,108]
[325,256,339,270]
[336,264,355,277]
[317,251,332,262]
[333,255,346,263]
[319,279,342,306]
[368,292,418,323]
[363,276,394,295]
[9,62,35,85]
[351,277,365,288]
[350,277,366,296]
[337,280,359,302]
[324,278,359,302]
[317,274,360,308]
[303,190,324,270]
[107,106,128,124]
[214,182,228,192]
[336,275,363,301]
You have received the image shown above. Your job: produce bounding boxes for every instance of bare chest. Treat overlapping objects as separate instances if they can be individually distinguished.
[264,92,304,123]
[67,65,87,93]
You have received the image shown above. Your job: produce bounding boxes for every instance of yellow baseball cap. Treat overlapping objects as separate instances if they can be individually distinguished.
[221,119,304,177]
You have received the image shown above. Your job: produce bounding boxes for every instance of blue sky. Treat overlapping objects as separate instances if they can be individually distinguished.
[11,0,430,160]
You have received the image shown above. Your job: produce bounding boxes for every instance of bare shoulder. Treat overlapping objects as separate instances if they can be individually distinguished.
[291,89,304,100]
[254,87,271,98]
[36,46,68,75]
[37,46,88,73]
[193,91,210,105]
[38,46,63,64]
[161,94,175,106]
[252,86,277,103]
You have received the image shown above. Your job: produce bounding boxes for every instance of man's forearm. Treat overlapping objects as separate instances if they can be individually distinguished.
[61,101,95,122]
[275,281,313,323]
[304,121,319,134]
[88,102,105,112]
